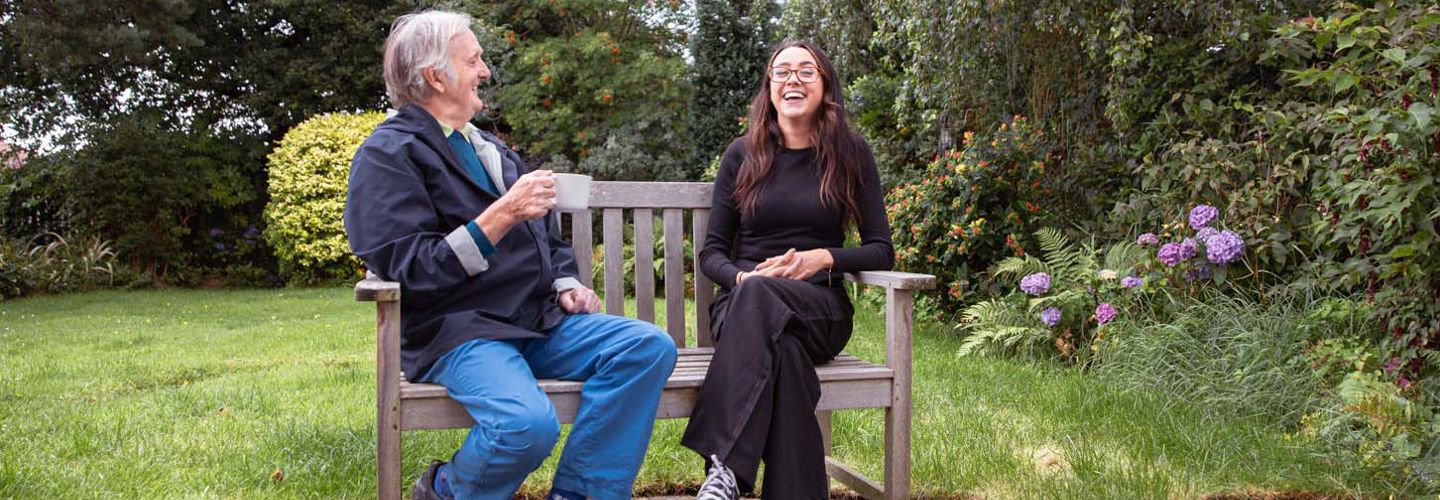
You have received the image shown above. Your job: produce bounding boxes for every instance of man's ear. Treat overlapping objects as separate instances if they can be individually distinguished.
[423,67,446,94]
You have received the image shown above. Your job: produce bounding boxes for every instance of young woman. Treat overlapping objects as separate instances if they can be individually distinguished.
[682,40,894,500]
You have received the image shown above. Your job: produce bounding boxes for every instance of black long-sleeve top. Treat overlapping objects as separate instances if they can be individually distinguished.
[700,137,895,289]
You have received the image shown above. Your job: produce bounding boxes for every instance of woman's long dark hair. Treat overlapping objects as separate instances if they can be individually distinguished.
[734,40,866,228]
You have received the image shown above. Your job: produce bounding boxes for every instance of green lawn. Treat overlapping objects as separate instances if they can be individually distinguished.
[0,288,1378,498]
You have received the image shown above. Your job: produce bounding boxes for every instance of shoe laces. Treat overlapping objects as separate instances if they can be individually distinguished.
[696,454,739,500]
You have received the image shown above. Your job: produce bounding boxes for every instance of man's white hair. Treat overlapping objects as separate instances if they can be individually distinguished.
[383,10,474,109]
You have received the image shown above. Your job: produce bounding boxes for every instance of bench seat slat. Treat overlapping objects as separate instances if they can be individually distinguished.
[400,353,891,400]
[399,369,894,430]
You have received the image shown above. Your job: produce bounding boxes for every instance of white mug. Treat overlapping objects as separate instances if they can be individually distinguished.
[552,173,593,212]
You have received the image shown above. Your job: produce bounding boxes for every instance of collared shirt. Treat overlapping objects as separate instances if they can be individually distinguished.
[434,117,581,295]
[438,119,500,259]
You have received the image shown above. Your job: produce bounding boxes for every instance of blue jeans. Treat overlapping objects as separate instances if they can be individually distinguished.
[414,313,677,500]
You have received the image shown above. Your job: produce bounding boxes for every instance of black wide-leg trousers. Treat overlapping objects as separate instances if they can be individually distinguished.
[681,275,853,500]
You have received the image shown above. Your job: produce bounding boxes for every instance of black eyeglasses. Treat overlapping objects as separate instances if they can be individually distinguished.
[768,66,823,83]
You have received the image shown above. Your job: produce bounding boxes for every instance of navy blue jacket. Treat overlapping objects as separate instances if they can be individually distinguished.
[345,104,579,378]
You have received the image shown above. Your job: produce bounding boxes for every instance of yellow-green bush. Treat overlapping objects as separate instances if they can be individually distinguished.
[264,111,386,284]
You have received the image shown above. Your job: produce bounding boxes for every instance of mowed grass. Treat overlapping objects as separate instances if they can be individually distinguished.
[0,288,1378,498]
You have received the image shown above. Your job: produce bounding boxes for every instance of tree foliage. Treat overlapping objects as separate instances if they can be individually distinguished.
[482,0,693,180]
[0,0,463,281]
[686,0,777,174]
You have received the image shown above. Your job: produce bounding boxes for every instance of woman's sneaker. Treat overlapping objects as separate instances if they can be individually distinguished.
[696,454,739,500]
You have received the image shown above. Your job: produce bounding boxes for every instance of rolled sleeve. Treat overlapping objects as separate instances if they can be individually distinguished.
[552,276,582,292]
[445,225,490,276]
[464,221,497,256]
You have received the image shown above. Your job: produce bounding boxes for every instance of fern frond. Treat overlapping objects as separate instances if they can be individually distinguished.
[1027,289,1087,312]
[1034,228,1087,279]
[1103,241,1149,274]
[989,255,1047,283]
[959,325,1049,356]
[958,295,1053,357]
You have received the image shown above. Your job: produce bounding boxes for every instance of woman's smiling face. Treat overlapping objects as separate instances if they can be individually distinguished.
[768,46,824,124]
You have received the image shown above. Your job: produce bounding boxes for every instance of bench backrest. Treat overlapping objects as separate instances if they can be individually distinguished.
[561,181,716,348]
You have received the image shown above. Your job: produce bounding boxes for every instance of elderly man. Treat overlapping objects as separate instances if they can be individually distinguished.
[344,10,676,500]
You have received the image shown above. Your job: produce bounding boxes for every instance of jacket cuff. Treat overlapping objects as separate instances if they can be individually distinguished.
[465,221,497,256]
[445,225,490,276]
[552,276,583,292]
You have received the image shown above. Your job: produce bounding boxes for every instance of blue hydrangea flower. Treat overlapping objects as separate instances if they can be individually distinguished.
[1120,276,1143,289]
[1185,265,1213,283]
[1019,273,1051,296]
[1205,230,1245,264]
[1195,227,1219,242]
[1040,307,1061,327]
[1189,204,1219,230]
[1180,238,1198,259]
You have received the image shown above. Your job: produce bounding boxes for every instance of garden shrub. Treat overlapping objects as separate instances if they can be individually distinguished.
[887,116,1054,310]
[956,228,1148,365]
[1110,2,1440,382]
[0,233,117,299]
[1263,2,1440,381]
[1299,369,1440,493]
[264,111,385,285]
[960,204,1253,364]
[10,110,265,280]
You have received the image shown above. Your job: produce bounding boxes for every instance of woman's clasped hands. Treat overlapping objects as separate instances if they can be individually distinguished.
[736,248,833,285]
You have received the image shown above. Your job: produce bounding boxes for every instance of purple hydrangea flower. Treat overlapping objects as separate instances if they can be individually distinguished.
[1040,307,1061,327]
[1019,272,1051,296]
[1095,303,1117,325]
[1205,230,1245,264]
[1185,265,1213,283]
[1180,238,1198,259]
[1121,276,1143,289]
[1157,243,1188,266]
[1383,357,1402,374]
[209,228,226,237]
[1195,227,1219,242]
[1189,204,1219,230]
[1136,233,1159,246]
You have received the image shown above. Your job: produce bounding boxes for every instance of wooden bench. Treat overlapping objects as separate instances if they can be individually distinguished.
[356,181,935,499]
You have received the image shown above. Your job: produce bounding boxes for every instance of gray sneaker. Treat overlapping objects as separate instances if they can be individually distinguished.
[696,454,739,500]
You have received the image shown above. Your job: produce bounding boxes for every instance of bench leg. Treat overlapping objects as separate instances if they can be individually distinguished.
[883,288,913,500]
[817,410,832,454]
[378,299,403,500]
[883,404,910,500]
[379,420,401,500]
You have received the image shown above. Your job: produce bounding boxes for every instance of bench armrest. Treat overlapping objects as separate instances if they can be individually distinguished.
[356,276,400,302]
[844,271,936,290]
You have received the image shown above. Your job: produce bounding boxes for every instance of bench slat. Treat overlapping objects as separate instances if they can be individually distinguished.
[399,371,893,429]
[569,210,594,288]
[634,208,655,324]
[691,209,713,347]
[845,271,936,291]
[589,182,714,208]
[663,209,686,345]
[603,208,624,315]
[401,354,890,399]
